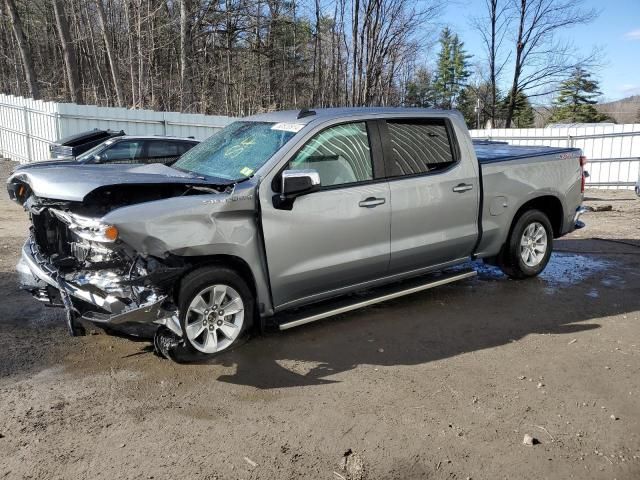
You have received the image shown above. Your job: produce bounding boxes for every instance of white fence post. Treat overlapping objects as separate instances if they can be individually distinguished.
[22,105,32,162]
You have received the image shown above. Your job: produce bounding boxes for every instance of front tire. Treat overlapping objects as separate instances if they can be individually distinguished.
[178,267,254,355]
[499,209,553,279]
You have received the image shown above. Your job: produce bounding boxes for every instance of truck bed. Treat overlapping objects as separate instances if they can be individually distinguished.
[473,140,579,164]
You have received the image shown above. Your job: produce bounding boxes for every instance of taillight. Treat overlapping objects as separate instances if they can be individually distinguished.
[579,156,587,193]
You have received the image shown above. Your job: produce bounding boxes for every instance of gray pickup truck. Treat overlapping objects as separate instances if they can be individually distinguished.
[7,108,587,358]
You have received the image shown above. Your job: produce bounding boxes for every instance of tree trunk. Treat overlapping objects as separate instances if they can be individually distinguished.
[95,0,123,106]
[350,0,359,106]
[5,0,39,99]
[179,0,193,111]
[52,0,83,104]
[505,0,526,128]
[489,0,497,125]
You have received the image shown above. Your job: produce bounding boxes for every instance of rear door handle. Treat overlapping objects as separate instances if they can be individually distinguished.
[359,197,386,208]
[452,183,473,193]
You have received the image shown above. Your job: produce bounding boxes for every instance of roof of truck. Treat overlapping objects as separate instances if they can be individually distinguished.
[245,107,460,124]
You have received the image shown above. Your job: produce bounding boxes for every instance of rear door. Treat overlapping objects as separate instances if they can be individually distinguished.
[261,121,391,309]
[380,118,479,274]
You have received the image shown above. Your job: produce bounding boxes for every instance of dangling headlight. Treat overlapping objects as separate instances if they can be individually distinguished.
[50,209,119,243]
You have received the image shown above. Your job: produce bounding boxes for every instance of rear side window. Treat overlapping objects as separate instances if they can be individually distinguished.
[178,142,197,155]
[147,140,181,158]
[386,120,456,176]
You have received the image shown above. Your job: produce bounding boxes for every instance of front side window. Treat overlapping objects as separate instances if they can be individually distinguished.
[101,140,144,162]
[76,141,109,163]
[173,121,297,181]
[386,120,456,176]
[289,122,373,187]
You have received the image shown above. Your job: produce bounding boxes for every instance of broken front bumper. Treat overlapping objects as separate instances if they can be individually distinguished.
[17,239,179,332]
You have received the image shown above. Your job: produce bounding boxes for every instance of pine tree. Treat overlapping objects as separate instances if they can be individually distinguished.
[548,67,611,124]
[432,28,471,109]
[501,90,535,128]
[405,67,434,107]
[457,82,500,129]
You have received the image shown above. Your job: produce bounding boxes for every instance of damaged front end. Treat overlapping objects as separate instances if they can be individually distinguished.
[8,161,264,359]
[17,203,185,338]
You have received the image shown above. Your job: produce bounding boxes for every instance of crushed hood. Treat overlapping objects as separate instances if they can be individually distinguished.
[8,163,217,202]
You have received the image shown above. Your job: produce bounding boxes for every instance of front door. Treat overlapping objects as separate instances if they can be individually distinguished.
[260,121,391,309]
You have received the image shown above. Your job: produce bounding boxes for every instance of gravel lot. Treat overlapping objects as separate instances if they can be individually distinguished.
[1,158,639,480]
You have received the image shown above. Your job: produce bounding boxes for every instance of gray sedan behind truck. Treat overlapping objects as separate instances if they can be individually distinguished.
[7,108,587,359]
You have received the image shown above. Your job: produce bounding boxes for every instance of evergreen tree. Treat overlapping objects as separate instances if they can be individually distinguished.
[548,67,611,124]
[432,28,471,109]
[501,90,535,128]
[457,82,499,129]
[405,67,435,107]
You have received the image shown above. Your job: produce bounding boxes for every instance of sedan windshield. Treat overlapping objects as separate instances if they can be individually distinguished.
[173,121,298,181]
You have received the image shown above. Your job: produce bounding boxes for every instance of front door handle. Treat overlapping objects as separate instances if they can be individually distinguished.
[359,197,386,208]
[452,183,473,193]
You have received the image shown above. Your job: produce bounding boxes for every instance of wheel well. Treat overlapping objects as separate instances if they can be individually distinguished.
[512,195,564,237]
[174,255,257,301]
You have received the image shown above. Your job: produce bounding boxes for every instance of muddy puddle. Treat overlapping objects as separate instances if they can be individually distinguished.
[473,253,616,295]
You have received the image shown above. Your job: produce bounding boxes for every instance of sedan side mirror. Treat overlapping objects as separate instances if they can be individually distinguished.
[281,169,321,198]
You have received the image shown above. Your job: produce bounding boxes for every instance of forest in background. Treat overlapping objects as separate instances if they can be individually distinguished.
[1,0,614,128]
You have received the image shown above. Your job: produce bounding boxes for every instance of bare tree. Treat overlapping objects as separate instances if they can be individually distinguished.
[472,0,511,125]
[0,0,442,115]
[95,0,123,107]
[4,0,39,99]
[504,0,597,127]
[179,0,192,111]
[52,0,83,104]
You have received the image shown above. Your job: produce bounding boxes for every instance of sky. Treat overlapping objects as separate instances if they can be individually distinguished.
[438,0,640,102]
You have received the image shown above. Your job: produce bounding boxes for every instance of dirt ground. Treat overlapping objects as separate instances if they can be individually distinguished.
[0,158,638,480]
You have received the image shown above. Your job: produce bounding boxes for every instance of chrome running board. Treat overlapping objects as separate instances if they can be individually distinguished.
[278,269,476,331]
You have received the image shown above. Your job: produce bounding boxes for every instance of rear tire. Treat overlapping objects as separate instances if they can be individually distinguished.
[178,267,254,355]
[498,209,553,279]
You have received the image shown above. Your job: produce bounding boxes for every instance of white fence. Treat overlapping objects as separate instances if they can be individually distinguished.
[470,124,640,189]
[0,94,234,164]
[2,95,638,189]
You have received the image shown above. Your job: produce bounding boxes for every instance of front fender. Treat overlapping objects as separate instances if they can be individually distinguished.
[102,182,273,315]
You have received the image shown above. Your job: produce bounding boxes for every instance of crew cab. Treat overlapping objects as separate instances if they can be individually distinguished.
[7,108,587,359]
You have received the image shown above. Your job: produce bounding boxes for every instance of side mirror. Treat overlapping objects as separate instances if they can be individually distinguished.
[92,154,103,164]
[274,169,321,210]
[281,169,321,198]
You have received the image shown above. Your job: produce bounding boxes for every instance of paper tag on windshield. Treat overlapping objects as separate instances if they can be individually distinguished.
[271,122,304,133]
[240,167,254,176]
